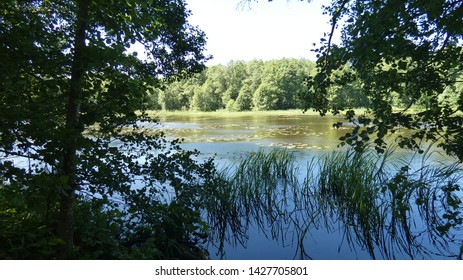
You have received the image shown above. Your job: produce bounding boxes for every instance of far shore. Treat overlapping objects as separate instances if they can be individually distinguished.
[145,108,370,119]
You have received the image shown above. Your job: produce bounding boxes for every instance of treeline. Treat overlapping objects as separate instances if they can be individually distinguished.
[147,58,463,112]
[147,58,369,111]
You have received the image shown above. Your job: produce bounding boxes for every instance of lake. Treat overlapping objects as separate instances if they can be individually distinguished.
[150,111,463,260]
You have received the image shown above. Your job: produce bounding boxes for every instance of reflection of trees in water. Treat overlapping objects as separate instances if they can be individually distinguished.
[206,147,463,259]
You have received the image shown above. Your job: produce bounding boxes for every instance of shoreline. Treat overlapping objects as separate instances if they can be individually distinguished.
[146,109,369,119]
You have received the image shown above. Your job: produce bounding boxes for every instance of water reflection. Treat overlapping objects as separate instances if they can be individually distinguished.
[156,113,463,259]
[152,114,347,150]
[205,148,463,260]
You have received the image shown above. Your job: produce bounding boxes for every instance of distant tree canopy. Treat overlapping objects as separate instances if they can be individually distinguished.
[149,58,374,111]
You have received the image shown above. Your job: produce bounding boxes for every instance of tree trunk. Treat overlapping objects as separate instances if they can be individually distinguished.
[57,0,90,259]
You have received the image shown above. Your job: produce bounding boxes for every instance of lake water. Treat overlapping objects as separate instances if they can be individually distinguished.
[152,112,463,260]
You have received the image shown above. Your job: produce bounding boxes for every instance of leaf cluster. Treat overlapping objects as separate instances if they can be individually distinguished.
[304,0,463,161]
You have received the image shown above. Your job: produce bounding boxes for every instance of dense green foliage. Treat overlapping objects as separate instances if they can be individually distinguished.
[150,59,314,111]
[149,58,373,111]
[302,0,463,161]
[0,0,221,259]
[151,50,461,113]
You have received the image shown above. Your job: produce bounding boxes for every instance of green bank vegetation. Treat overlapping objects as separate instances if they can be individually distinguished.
[147,108,359,119]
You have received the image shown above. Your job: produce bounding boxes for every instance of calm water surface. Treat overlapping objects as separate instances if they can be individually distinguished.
[155,113,348,155]
[153,113,462,260]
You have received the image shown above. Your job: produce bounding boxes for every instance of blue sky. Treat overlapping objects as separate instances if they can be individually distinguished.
[186,0,336,65]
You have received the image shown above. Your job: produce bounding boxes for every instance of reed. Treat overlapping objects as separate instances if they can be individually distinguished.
[203,145,463,259]
[313,145,463,259]
[314,148,387,258]
[204,148,312,257]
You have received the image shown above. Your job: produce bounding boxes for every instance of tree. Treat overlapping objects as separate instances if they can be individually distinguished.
[222,61,248,110]
[253,82,283,110]
[156,58,321,112]
[0,0,213,259]
[243,0,462,160]
[250,59,310,110]
[325,64,369,109]
[158,80,186,110]
[190,65,226,111]
[302,0,463,160]
[233,80,255,111]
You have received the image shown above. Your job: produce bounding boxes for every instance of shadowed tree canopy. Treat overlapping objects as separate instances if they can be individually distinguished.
[0,0,213,259]
[303,0,463,161]
[245,0,463,161]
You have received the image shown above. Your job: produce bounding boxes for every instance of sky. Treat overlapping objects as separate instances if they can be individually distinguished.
[185,0,336,65]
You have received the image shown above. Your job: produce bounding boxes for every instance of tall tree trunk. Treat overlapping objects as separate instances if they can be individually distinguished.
[57,0,90,259]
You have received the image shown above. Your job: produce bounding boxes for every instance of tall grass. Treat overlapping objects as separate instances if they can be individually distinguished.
[315,148,390,258]
[313,146,463,259]
[204,146,463,259]
[205,148,314,258]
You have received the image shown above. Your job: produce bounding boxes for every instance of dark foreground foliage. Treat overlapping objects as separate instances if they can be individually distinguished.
[0,0,212,259]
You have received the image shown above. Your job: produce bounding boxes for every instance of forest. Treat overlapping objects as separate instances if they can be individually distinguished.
[148,58,462,113]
